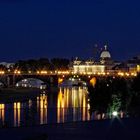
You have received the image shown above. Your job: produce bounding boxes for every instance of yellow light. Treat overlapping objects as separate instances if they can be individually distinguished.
[0,71,5,75]
[125,73,130,76]
[137,65,140,72]
[17,71,21,74]
[102,72,105,75]
[58,78,63,84]
[14,70,21,74]
[118,72,124,76]
[131,72,134,76]
[40,71,47,74]
[97,72,101,75]
[17,102,21,109]
[28,71,31,74]
[90,77,96,87]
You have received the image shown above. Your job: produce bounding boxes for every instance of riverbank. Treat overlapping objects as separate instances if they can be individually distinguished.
[0,118,139,140]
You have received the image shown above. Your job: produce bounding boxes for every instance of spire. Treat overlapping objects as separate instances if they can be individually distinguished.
[104,45,107,50]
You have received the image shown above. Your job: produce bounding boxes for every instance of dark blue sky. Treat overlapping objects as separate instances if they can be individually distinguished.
[0,0,140,62]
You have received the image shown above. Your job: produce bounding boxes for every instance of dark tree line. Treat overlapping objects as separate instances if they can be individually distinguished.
[88,75,140,118]
[0,65,7,71]
[14,58,70,72]
[128,74,140,117]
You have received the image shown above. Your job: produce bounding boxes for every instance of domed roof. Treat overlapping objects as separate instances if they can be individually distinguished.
[100,45,111,58]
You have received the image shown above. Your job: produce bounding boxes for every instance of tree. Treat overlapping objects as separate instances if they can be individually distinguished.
[51,58,70,70]
[88,78,112,118]
[88,77,129,118]
[108,77,129,113]
[129,73,140,117]
[37,58,51,70]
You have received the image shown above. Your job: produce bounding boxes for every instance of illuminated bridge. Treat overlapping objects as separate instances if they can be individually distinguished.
[0,70,137,87]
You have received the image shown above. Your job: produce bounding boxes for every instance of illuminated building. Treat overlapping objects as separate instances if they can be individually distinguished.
[126,56,140,73]
[72,45,113,74]
[73,64,105,74]
[0,62,14,68]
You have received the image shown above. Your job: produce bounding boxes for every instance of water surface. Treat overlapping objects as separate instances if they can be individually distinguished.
[0,86,91,127]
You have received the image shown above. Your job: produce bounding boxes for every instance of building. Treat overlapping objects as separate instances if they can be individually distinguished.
[126,56,140,73]
[0,62,14,68]
[72,45,114,74]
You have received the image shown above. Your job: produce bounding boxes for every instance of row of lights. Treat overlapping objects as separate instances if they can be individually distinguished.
[36,70,70,75]
[37,71,48,74]
[57,71,69,74]
[14,70,21,74]
[117,72,137,77]
[0,70,70,75]
[0,70,138,77]
[72,72,110,75]
[72,72,137,77]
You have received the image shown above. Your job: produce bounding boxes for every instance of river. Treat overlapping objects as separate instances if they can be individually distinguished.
[0,86,91,127]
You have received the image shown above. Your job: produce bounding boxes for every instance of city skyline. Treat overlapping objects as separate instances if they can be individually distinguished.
[0,0,140,61]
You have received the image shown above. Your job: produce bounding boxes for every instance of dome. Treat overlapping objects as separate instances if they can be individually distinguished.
[100,45,111,59]
[100,51,111,58]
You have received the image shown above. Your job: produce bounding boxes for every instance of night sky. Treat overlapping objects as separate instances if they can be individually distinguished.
[0,0,140,62]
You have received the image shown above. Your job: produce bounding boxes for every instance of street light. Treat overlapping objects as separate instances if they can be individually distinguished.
[112,111,118,117]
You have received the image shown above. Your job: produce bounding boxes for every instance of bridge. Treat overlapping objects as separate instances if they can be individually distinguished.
[0,70,137,87]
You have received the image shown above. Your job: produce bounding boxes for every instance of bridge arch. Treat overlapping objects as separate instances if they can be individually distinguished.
[0,81,5,87]
[16,78,45,88]
[13,74,58,87]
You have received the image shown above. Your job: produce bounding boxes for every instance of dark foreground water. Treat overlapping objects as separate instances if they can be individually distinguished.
[0,86,91,127]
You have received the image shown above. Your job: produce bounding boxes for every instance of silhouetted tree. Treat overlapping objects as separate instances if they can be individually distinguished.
[88,78,112,118]
[108,77,129,114]
[14,58,70,72]
[51,58,70,70]
[129,73,140,117]
[0,65,7,71]
[88,77,129,118]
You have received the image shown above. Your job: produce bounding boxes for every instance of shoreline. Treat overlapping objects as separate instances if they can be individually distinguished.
[0,118,140,140]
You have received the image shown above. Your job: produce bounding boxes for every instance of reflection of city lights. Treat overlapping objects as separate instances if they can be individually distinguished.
[14,102,21,127]
[0,104,5,125]
[57,87,90,123]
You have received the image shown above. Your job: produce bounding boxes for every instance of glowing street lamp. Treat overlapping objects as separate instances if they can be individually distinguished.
[14,70,21,74]
[0,71,5,75]
[112,111,118,117]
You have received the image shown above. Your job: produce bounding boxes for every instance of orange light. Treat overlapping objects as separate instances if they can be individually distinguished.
[90,77,96,87]
[0,71,5,75]
[58,78,63,84]
[14,70,21,74]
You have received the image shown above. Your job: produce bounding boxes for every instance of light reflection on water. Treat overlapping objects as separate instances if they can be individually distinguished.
[57,87,90,123]
[0,87,91,127]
